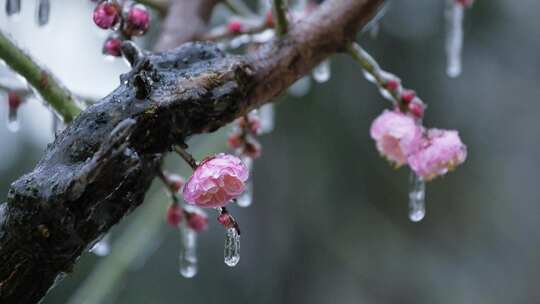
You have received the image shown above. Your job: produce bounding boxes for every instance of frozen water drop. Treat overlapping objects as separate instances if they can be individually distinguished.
[90,234,111,256]
[179,227,198,278]
[36,0,50,26]
[259,103,275,134]
[288,76,311,97]
[362,69,377,84]
[224,228,240,267]
[408,172,426,222]
[7,109,19,132]
[445,0,465,78]
[6,0,21,16]
[312,60,331,83]
[237,181,253,208]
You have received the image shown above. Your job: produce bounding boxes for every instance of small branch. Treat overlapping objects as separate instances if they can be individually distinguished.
[199,17,269,41]
[272,0,289,36]
[174,146,199,170]
[0,30,82,122]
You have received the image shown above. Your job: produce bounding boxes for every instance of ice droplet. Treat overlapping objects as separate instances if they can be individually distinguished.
[6,0,21,16]
[408,172,426,222]
[237,181,253,208]
[36,0,50,26]
[445,0,465,78]
[90,234,111,256]
[362,69,377,84]
[7,108,19,132]
[179,227,198,278]
[259,103,275,134]
[224,228,240,267]
[288,76,312,97]
[312,60,331,83]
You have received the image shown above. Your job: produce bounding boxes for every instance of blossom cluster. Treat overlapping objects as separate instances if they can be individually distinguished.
[370,110,466,181]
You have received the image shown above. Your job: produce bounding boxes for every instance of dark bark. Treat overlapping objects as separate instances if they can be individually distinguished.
[0,0,384,302]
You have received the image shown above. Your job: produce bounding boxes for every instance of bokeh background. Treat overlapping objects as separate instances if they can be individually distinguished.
[2,1,540,303]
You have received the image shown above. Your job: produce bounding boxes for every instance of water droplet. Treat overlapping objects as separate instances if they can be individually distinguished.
[408,172,426,222]
[259,103,275,134]
[6,0,21,16]
[224,228,240,267]
[288,76,311,97]
[90,234,111,256]
[445,0,465,78]
[179,227,198,278]
[362,70,377,84]
[312,60,331,83]
[7,108,19,132]
[237,181,253,208]
[36,0,50,26]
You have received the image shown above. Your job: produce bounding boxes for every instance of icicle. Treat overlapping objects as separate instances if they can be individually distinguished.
[237,180,253,208]
[90,234,111,256]
[259,103,275,134]
[224,228,240,267]
[6,0,21,16]
[312,60,331,83]
[36,0,51,26]
[445,0,465,78]
[408,172,426,222]
[51,112,64,137]
[7,108,20,132]
[288,76,312,97]
[178,226,198,278]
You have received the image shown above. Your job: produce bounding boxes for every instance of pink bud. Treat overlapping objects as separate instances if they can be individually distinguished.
[227,20,243,34]
[166,203,183,227]
[243,140,262,159]
[102,36,123,57]
[8,91,22,110]
[227,133,244,149]
[125,4,150,36]
[166,173,185,193]
[408,99,425,118]
[187,212,209,232]
[217,213,234,229]
[400,89,416,105]
[265,11,274,27]
[385,79,400,91]
[182,153,249,208]
[93,2,120,29]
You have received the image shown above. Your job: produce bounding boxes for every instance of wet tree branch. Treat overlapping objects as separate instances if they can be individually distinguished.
[0,0,384,303]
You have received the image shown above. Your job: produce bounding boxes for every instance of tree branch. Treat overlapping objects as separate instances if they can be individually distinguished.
[0,0,384,303]
[0,31,83,122]
[272,0,289,36]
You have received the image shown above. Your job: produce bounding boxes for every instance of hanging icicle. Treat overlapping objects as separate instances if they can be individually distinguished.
[258,103,275,134]
[224,227,240,267]
[6,91,22,132]
[90,234,111,256]
[236,180,253,208]
[36,0,51,26]
[408,171,426,222]
[312,60,331,83]
[6,0,21,16]
[445,0,473,78]
[178,226,198,278]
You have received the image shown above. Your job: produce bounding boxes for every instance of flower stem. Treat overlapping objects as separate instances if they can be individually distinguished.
[272,0,288,36]
[174,146,199,170]
[0,30,82,122]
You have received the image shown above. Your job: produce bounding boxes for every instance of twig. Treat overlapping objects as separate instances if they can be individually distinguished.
[0,30,82,122]
[199,17,269,41]
[174,146,199,170]
[272,0,288,36]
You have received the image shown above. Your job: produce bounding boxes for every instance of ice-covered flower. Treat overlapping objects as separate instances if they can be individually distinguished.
[370,110,423,166]
[182,154,249,208]
[93,2,120,29]
[408,129,467,180]
[124,4,150,36]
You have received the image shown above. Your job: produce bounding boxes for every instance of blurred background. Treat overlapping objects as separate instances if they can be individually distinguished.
[1,0,539,303]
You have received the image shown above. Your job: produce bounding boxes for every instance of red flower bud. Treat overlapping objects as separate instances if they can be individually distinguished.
[227,20,243,34]
[125,4,150,36]
[400,89,416,105]
[102,36,123,57]
[166,203,183,227]
[187,212,208,232]
[408,99,425,118]
[93,2,120,29]
[227,133,244,149]
[385,79,400,91]
[8,91,22,110]
[217,213,234,228]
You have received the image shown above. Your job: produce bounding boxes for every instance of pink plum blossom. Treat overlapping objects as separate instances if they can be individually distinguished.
[182,154,249,208]
[370,110,423,166]
[408,129,467,180]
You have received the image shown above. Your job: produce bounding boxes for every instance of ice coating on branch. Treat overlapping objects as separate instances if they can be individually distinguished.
[312,60,331,83]
[370,110,423,166]
[36,0,50,26]
[408,172,426,222]
[236,180,253,207]
[182,154,249,208]
[408,129,467,180]
[90,234,111,256]
[6,91,22,132]
[5,0,21,16]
